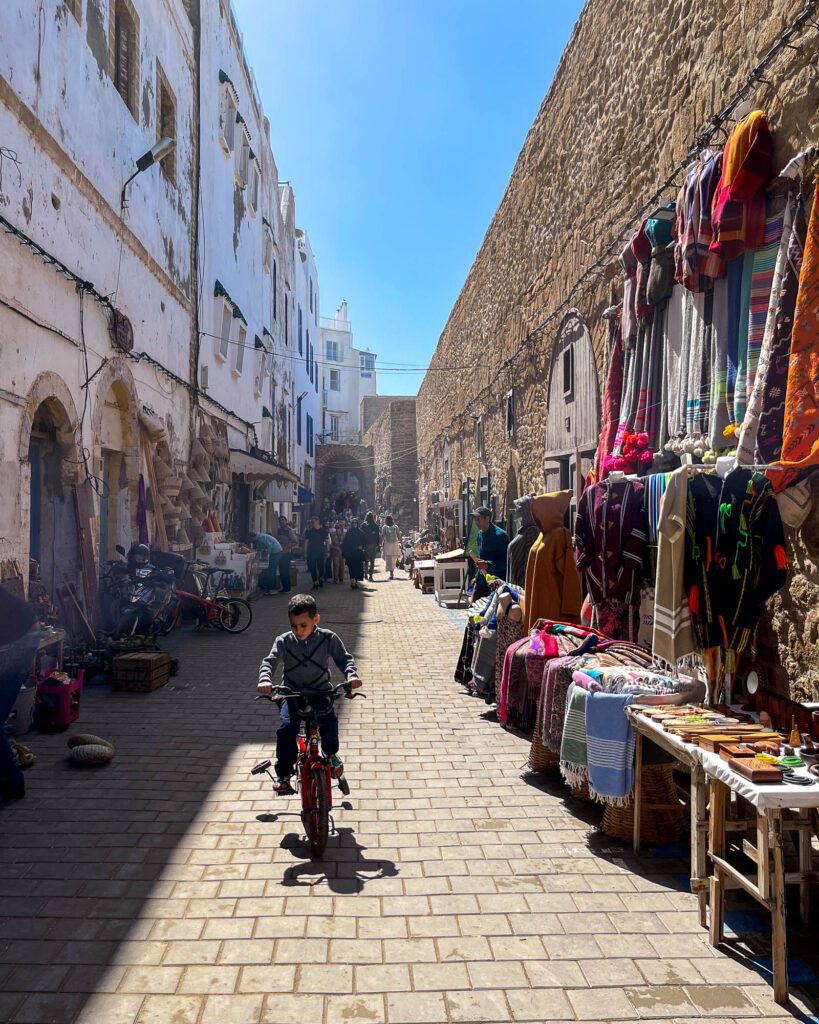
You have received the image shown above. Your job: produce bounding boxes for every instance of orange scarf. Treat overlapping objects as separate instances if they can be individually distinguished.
[771,179,819,491]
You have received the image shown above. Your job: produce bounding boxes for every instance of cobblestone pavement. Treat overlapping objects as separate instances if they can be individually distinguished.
[1,564,816,1023]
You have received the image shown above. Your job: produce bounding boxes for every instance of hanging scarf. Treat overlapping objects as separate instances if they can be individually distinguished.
[737,198,795,465]
[710,111,773,261]
[595,327,624,478]
[643,304,666,453]
[620,242,638,349]
[773,179,819,490]
[744,198,788,412]
[559,684,589,788]
[585,692,637,806]
[758,195,808,463]
[708,277,731,448]
[663,285,687,447]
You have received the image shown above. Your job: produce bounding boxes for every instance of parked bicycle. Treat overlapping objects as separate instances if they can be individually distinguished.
[252,682,366,857]
[172,562,252,633]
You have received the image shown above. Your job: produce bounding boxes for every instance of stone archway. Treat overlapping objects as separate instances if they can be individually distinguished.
[316,444,375,517]
[19,373,83,601]
[90,358,141,563]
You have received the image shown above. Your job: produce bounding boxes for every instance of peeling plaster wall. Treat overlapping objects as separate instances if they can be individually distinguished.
[0,0,195,571]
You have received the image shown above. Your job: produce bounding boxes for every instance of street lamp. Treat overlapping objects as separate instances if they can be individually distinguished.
[121,137,175,209]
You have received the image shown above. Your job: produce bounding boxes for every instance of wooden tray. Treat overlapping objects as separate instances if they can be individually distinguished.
[720,743,756,761]
[727,757,784,784]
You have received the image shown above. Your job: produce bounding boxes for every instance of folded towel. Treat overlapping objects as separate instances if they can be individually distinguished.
[559,684,589,788]
[585,691,636,806]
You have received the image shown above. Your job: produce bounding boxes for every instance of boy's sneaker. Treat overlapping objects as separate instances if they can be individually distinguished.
[273,777,295,796]
[329,756,344,779]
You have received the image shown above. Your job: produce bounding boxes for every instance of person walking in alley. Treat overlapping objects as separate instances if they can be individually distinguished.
[303,516,329,589]
[257,593,362,794]
[0,588,41,801]
[276,515,300,593]
[381,514,403,580]
[249,531,282,595]
[361,511,380,582]
[342,518,367,588]
[330,522,346,583]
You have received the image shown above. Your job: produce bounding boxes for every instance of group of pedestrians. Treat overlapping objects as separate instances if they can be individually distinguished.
[252,510,404,594]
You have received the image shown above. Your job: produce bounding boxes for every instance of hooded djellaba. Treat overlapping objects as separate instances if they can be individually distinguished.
[506,495,539,588]
[522,490,583,633]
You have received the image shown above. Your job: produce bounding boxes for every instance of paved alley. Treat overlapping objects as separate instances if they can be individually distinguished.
[0,567,815,1024]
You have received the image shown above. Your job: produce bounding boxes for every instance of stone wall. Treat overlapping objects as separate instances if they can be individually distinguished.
[417,0,819,696]
[360,394,414,439]
[362,399,418,531]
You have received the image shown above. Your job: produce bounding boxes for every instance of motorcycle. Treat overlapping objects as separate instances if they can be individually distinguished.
[101,544,179,639]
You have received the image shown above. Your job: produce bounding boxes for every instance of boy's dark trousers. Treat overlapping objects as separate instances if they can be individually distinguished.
[275,699,339,778]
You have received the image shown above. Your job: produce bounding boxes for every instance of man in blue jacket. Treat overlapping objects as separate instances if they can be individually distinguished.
[472,506,510,580]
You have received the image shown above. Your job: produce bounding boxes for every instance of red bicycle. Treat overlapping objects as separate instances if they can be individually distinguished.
[253,683,366,857]
[163,562,252,634]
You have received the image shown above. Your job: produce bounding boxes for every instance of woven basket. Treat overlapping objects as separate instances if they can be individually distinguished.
[600,763,686,845]
[529,728,560,773]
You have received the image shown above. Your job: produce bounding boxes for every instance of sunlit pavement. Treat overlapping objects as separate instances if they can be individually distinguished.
[0,564,815,1023]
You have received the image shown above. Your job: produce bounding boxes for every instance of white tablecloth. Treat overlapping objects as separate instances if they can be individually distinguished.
[631,711,819,811]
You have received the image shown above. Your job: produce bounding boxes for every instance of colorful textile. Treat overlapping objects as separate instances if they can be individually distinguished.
[497,634,530,724]
[684,290,710,446]
[653,466,698,666]
[620,241,638,349]
[644,472,670,544]
[471,628,497,698]
[632,222,653,326]
[708,276,732,447]
[724,256,746,433]
[595,328,624,479]
[574,479,647,608]
[494,612,523,707]
[585,692,637,805]
[506,496,538,588]
[757,196,807,464]
[684,468,788,668]
[773,179,819,490]
[523,492,582,633]
[737,198,795,465]
[559,684,589,788]
[642,304,666,451]
[675,153,725,292]
[744,199,788,411]
[663,286,687,445]
[593,599,638,643]
[710,111,773,261]
[645,211,676,305]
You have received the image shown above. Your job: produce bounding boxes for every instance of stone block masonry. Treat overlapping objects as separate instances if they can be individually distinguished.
[417,0,819,695]
[362,398,418,531]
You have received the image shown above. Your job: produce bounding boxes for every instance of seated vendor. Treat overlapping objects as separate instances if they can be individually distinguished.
[472,506,510,580]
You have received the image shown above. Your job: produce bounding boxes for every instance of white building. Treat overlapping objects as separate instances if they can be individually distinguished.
[0,0,196,601]
[320,301,377,443]
[290,227,322,513]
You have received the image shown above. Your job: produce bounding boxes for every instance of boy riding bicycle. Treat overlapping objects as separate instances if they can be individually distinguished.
[257,593,362,794]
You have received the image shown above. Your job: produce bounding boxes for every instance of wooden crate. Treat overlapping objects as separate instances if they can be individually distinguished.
[111,652,171,692]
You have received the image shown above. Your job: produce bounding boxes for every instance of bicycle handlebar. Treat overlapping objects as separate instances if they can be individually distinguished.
[254,682,366,703]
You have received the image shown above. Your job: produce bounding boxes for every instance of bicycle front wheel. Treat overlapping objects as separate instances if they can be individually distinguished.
[215,598,252,633]
[304,767,329,857]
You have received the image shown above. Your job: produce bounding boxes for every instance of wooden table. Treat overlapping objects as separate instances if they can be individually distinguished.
[628,710,709,925]
[628,709,819,1005]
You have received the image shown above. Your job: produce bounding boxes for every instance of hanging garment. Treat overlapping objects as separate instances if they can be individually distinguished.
[744,198,788,411]
[724,255,747,435]
[595,327,624,478]
[757,195,808,464]
[137,474,149,545]
[675,152,726,292]
[710,111,773,261]
[708,277,732,448]
[652,466,698,666]
[684,468,788,668]
[506,495,539,588]
[613,345,637,455]
[494,611,523,707]
[663,286,687,446]
[522,491,582,633]
[684,290,711,448]
[773,180,819,491]
[645,211,675,306]
[594,598,639,642]
[643,304,667,452]
[574,479,647,610]
[559,684,589,788]
[737,197,796,465]
[585,692,637,806]
[620,241,638,349]
[631,222,654,327]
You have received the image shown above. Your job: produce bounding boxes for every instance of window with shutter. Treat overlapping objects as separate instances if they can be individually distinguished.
[235,324,247,375]
[156,63,176,185]
[218,302,232,360]
[113,3,136,116]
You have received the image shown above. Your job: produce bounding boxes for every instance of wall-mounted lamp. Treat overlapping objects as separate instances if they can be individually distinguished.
[121,137,175,209]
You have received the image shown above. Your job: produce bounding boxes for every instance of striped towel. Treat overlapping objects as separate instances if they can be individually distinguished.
[585,692,636,807]
[559,684,589,788]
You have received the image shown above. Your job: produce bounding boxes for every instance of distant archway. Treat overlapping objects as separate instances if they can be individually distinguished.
[316,445,375,517]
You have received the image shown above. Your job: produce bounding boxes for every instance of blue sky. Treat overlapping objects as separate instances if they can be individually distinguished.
[234,0,585,395]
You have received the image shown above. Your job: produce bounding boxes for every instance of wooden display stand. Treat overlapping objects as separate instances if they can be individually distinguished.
[434,549,468,605]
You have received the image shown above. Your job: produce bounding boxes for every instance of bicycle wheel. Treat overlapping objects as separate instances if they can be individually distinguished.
[304,767,329,857]
[214,598,252,633]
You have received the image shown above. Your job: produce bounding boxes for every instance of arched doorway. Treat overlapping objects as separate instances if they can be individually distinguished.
[26,396,82,600]
[92,364,140,572]
[316,445,375,518]
[543,311,600,518]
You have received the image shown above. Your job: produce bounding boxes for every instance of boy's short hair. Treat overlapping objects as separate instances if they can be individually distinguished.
[288,593,318,618]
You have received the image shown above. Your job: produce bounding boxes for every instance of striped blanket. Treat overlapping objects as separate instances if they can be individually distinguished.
[585,692,636,807]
